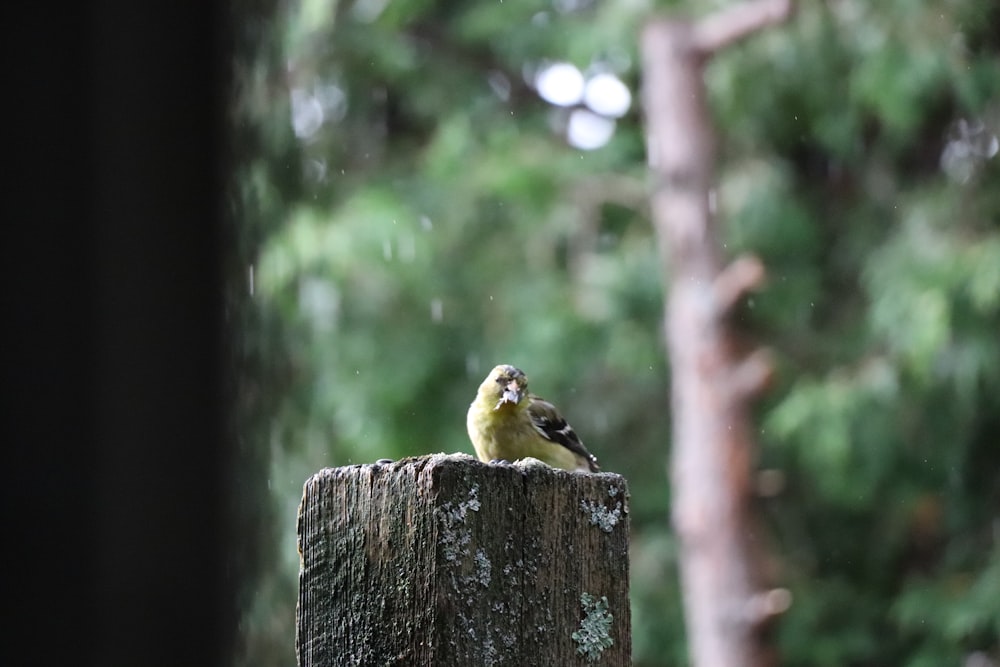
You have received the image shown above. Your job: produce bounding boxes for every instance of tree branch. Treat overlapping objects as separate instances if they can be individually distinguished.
[714,253,766,315]
[693,0,795,55]
[743,588,793,624]
[731,347,775,398]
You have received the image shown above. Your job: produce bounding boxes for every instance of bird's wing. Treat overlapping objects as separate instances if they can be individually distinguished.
[526,395,600,472]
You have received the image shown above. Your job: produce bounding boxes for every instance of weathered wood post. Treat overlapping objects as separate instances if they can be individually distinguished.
[296,453,631,666]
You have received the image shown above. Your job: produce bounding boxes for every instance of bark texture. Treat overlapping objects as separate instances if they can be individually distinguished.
[296,453,631,666]
[640,2,793,666]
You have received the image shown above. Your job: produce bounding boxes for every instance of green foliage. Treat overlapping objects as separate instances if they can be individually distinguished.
[231,0,1000,664]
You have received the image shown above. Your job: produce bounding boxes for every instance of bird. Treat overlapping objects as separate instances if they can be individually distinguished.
[467,364,599,473]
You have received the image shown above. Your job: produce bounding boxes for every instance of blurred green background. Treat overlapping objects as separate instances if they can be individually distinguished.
[228,0,1000,664]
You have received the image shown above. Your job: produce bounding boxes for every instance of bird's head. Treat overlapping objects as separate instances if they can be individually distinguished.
[482,364,528,411]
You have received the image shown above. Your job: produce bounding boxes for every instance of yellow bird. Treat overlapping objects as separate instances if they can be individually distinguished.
[467,364,599,473]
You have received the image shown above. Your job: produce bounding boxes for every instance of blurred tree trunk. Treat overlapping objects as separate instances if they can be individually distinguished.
[640,2,793,666]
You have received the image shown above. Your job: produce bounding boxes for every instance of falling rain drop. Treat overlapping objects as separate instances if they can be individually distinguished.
[431,298,444,322]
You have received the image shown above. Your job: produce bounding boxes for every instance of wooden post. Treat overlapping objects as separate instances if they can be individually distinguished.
[296,453,631,666]
[640,1,794,666]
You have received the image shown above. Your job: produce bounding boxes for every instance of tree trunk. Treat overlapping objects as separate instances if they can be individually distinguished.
[640,2,794,665]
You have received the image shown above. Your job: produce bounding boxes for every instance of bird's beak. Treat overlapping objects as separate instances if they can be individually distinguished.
[495,380,524,409]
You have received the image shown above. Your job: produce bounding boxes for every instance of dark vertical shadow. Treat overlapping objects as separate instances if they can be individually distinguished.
[3,3,233,665]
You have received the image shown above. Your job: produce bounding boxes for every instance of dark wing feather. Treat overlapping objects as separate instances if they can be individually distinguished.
[526,395,600,472]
